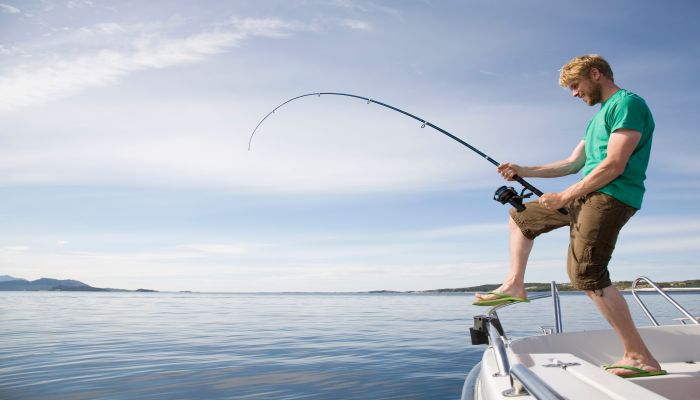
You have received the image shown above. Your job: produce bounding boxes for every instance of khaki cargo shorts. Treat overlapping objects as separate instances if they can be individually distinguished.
[509,192,636,291]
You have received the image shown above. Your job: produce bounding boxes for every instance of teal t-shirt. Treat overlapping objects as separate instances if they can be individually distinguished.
[581,89,654,209]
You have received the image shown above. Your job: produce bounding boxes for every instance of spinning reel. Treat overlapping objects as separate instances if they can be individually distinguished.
[493,186,533,212]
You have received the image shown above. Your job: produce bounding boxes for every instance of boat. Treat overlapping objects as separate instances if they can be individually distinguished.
[462,276,700,399]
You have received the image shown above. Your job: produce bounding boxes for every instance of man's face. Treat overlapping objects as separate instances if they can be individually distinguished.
[568,76,602,106]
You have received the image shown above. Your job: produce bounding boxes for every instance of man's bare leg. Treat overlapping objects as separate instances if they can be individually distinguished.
[475,217,532,301]
[586,286,663,375]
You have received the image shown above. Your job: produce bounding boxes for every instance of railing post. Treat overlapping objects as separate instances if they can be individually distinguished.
[551,281,563,333]
[487,321,510,377]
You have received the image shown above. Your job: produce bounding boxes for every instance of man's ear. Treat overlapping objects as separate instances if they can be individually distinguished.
[589,67,601,81]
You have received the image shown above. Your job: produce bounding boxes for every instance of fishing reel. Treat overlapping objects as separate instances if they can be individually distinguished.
[493,186,533,212]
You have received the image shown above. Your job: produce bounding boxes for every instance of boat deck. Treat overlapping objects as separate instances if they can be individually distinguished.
[466,278,700,400]
[496,325,700,399]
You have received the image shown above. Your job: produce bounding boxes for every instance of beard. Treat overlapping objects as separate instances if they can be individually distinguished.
[584,82,603,106]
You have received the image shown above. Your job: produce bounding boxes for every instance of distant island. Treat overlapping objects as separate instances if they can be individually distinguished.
[2,274,697,294]
[416,279,700,293]
[0,275,157,292]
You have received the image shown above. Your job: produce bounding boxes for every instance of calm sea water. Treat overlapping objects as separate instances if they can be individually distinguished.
[1,291,698,399]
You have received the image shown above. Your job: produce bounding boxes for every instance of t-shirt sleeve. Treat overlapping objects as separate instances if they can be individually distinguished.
[610,96,647,133]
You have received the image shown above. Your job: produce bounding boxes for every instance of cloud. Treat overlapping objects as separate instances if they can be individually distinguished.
[615,215,700,255]
[0,32,235,111]
[181,243,251,256]
[0,44,24,56]
[623,216,700,236]
[618,236,700,255]
[229,16,318,37]
[327,0,401,16]
[0,245,30,254]
[0,18,311,112]
[340,19,371,31]
[66,0,94,9]
[0,3,20,13]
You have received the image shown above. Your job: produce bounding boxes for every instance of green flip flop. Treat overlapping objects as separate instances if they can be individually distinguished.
[603,365,668,378]
[472,291,530,306]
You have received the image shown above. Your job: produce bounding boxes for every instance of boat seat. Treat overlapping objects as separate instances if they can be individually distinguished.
[512,352,669,399]
[510,325,700,366]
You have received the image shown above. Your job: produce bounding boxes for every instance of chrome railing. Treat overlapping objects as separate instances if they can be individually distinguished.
[486,319,510,377]
[506,364,566,399]
[551,281,563,333]
[471,282,564,386]
[631,276,700,326]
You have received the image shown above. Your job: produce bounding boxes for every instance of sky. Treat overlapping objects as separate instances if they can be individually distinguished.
[1,0,699,292]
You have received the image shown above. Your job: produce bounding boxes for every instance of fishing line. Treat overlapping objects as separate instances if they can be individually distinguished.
[248,92,567,215]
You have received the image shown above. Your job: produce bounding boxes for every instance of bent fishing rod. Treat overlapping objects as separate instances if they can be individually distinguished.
[248,92,567,215]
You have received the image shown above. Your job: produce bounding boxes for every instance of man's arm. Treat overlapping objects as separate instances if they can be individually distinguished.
[497,140,586,180]
[539,129,642,209]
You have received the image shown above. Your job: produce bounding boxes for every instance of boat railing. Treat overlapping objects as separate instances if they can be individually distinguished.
[550,280,563,333]
[469,321,567,399]
[506,363,566,400]
[470,282,563,378]
[487,319,510,377]
[630,276,700,326]
[466,282,567,399]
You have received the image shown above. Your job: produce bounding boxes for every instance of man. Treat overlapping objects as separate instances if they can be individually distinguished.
[473,54,665,378]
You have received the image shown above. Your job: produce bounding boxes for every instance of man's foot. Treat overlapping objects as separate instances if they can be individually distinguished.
[474,286,527,302]
[604,355,664,378]
[472,291,529,306]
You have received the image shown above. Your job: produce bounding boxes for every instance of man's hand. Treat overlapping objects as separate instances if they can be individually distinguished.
[497,163,523,181]
[539,192,569,210]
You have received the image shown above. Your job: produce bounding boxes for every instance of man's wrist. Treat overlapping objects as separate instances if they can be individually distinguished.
[560,188,578,204]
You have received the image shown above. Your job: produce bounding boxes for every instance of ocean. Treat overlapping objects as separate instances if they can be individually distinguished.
[1,291,698,399]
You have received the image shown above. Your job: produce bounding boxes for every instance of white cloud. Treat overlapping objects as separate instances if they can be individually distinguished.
[618,236,700,255]
[181,243,251,256]
[0,18,311,113]
[41,0,56,12]
[1,245,30,253]
[340,19,371,31]
[229,16,318,37]
[0,35,226,112]
[623,216,700,236]
[416,223,504,238]
[0,44,24,56]
[93,22,126,35]
[0,3,20,13]
[327,0,401,16]
[66,0,94,9]
[615,215,700,255]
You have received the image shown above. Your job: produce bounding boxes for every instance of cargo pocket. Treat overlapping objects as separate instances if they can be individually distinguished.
[567,241,612,290]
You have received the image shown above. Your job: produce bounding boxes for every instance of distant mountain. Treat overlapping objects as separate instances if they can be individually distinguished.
[0,275,25,282]
[0,276,157,292]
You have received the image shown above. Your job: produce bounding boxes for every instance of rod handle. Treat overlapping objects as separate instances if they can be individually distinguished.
[513,175,569,215]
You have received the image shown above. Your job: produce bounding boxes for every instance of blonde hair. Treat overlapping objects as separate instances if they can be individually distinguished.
[559,54,614,87]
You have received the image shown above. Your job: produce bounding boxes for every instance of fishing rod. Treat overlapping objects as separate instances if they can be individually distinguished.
[248,92,567,215]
